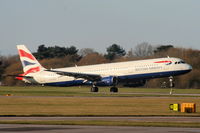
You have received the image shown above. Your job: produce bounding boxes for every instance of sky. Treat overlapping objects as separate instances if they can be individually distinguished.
[0,0,200,55]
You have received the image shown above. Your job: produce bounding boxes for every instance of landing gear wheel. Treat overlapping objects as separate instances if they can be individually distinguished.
[110,86,118,93]
[91,86,99,92]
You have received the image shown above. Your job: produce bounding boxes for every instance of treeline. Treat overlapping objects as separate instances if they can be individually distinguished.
[0,42,200,89]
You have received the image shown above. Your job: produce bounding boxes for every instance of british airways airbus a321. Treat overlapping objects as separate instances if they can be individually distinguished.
[14,45,192,92]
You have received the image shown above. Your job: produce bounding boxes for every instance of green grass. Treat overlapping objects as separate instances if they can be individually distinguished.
[0,96,199,116]
[0,86,199,116]
[0,120,200,128]
[0,86,200,127]
[0,86,200,97]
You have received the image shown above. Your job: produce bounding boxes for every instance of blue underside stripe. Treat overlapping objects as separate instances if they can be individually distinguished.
[44,70,190,87]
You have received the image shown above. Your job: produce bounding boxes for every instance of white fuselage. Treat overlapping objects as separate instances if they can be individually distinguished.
[24,57,192,86]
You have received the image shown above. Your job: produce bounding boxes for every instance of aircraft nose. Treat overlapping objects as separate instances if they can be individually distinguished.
[187,64,192,71]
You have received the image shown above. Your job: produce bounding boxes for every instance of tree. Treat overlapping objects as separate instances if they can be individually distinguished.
[65,46,79,55]
[105,44,126,60]
[40,56,78,69]
[78,48,96,57]
[134,42,155,57]
[78,53,108,66]
[3,61,23,86]
[0,56,4,81]
[154,45,174,54]
[126,48,135,58]
[34,45,79,60]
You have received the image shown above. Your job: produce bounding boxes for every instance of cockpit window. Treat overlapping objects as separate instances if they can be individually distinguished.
[180,61,185,64]
[174,60,186,64]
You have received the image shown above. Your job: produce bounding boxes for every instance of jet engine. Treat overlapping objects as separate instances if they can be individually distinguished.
[96,76,118,86]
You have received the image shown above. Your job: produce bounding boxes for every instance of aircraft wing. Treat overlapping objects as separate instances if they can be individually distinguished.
[45,69,102,82]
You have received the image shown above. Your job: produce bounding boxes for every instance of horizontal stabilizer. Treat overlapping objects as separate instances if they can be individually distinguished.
[5,74,33,78]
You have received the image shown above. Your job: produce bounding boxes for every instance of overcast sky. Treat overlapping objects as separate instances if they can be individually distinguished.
[0,0,200,55]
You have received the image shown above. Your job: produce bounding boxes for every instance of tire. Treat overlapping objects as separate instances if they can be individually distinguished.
[110,87,118,93]
[94,87,99,92]
[91,87,99,92]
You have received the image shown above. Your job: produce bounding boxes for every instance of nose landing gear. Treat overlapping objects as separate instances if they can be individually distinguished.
[91,83,99,92]
[169,76,175,95]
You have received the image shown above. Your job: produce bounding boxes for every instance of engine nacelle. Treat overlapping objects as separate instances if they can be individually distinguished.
[96,76,118,86]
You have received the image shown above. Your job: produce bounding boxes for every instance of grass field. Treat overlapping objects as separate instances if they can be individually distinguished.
[1,86,200,97]
[0,86,199,116]
[0,96,200,116]
[0,86,200,127]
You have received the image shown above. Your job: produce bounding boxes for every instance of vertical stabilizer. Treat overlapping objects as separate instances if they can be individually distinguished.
[17,45,44,75]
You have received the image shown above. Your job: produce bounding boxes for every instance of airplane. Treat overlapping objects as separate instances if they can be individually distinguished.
[13,45,192,92]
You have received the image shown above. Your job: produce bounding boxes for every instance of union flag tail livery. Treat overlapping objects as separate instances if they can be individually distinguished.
[17,45,44,75]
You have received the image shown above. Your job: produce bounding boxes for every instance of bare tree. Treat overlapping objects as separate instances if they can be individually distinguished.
[134,42,155,57]
[78,48,96,57]
[126,48,134,58]
[78,53,108,66]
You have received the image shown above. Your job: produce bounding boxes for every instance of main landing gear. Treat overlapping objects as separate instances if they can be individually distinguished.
[90,84,118,93]
[91,76,119,93]
[110,86,118,93]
